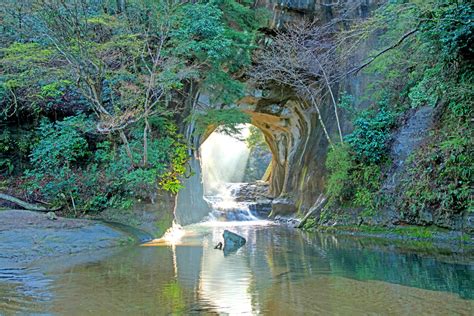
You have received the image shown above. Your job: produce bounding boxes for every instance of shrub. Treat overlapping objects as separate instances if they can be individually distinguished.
[325,144,352,206]
[26,115,91,208]
[345,108,395,164]
[30,116,89,173]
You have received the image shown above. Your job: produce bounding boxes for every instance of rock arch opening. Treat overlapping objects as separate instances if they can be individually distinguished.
[174,104,298,226]
[199,123,274,221]
[200,124,272,196]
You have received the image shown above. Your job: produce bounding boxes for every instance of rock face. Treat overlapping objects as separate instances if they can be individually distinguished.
[223,230,246,255]
[0,210,129,267]
[178,1,469,231]
[234,182,273,218]
[175,157,212,226]
[232,1,382,217]
[100,190,175,238]
[174,0,381,225]
[383,106,436,193]
[380,106,437,226]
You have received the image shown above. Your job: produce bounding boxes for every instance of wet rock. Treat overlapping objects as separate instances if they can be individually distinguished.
[381,106,436,226]
[46,212,58,221]
[274,215,301,227]
[223,230,246,255]
[100,190,175,238]
[234,181,272,202]
[220,182,273,219]
[0,210,128,266]
[271,197,297,216]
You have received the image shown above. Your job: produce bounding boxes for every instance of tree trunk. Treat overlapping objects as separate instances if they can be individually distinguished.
[142,118,150,167]
[0,193,60,212]
[297,195,327,229]
[119,130,134,166]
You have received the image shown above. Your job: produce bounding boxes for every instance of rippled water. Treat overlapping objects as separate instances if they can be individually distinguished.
[1,221,473,315]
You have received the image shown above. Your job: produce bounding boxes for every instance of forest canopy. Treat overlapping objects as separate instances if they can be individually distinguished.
[0,0,265,212]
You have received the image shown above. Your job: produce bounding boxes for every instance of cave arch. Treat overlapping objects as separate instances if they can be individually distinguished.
[198,112,287,197]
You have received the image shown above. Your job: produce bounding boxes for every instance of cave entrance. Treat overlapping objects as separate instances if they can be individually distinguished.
[200,124,273,221]
[201,124,272,195]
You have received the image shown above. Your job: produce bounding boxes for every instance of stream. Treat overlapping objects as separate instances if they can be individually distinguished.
[1,218,473,315]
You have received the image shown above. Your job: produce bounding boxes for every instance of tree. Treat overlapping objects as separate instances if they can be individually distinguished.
[251,20,346,146]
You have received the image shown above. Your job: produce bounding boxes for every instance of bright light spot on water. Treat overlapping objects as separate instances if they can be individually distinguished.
[194,220,273,228]
[162,222,185,243]
[142,222,185,246]
[201,124,251,196]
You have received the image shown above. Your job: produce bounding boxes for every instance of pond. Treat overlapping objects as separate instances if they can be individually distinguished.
[1,220,473,315]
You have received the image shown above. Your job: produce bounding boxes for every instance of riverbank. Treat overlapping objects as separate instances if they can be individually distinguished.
[0,210,132,268]
[274,215,474,255]
[313,224,474,256]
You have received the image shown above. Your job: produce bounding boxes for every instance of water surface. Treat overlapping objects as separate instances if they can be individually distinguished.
[1,221,473,315]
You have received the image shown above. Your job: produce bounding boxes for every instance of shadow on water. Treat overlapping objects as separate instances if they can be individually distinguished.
[98,220,154,243]
[1,222,473,314]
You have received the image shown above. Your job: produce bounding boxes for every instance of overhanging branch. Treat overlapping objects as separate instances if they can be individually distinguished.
[348,28,418,75]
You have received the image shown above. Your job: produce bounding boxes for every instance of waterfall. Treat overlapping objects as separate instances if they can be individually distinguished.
[201,126,251,196]
[200,125,261,222]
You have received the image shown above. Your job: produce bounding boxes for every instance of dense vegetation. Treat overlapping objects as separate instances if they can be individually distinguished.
[0,0,263,212]
[0,0,472,229]
[324,0,473,226]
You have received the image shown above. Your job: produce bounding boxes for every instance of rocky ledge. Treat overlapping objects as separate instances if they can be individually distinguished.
[0,210,131,268]
[233,181,273,218]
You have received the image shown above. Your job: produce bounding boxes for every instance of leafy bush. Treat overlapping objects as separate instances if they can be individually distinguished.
[351,163,382,215]
[30,116,89,173]
[421,3,474,62]
[401,130,473,219]
[325,144,352,206]
[25,115,91,208]
[345,108,395,164]
[25,115,190,212]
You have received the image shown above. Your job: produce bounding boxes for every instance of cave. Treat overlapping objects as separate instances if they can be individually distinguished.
[174,90,343,225]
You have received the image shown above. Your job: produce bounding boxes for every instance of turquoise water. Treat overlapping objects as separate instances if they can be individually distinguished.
[2,221,473,315]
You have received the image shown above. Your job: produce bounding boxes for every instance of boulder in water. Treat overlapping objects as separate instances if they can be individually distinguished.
[223,230,246,255]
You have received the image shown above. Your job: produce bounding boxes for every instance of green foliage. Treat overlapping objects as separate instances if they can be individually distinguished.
[341,0,474,223]
[345,108,395,164]
[246,125,266,149]
[25,115,91,208]
[93,119,189,200]
[302,217,316,231]
[351,164,382,215]
[401,130,473,219]
[408,65,442,108]
[24,114,190,212]
[0,130,14,174]
[325,142,382,215]
[193,108,251,136]
[30,116,89,173]
[1,0,265,215]
[325,144,352,206]
[174,3,231,62]
[420,2,473,62]
[171,0,263,103]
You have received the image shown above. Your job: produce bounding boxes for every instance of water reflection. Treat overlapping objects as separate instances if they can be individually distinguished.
[1,223,473,314]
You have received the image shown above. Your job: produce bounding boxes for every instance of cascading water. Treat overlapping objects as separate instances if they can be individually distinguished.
[205,183,258,221]
[201,125,262,222]
[150,124,268,245]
